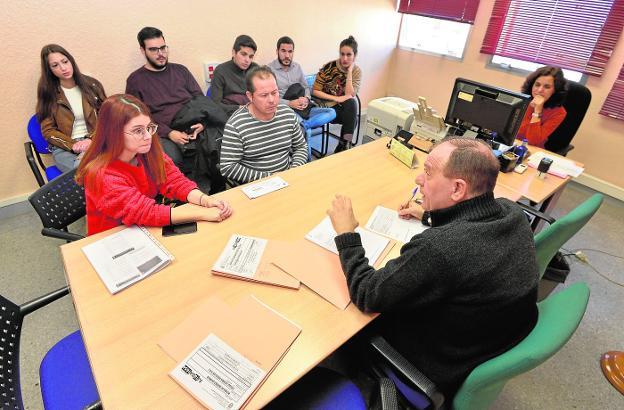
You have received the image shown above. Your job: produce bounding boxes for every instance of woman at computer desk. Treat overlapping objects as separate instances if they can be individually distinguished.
[312,36,362,153]
[37,44,107,172]
[76,94,232,236]
[516,66,567,148]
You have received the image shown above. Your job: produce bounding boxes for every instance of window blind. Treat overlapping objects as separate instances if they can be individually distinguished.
[480,0,624,76]
[600,63,624,120]
[398,0,481,24]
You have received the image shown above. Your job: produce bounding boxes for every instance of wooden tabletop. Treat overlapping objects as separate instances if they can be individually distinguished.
[60,137,565,408]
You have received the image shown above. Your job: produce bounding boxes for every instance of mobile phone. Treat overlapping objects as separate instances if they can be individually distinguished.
[162,222,198,237]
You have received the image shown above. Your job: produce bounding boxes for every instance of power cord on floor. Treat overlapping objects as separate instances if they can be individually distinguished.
[561,247,624,288]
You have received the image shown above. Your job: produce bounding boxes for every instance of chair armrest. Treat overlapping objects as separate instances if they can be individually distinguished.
[83,400,102,410]
[369,335,445,409]
[374,377,400,410]
[42,227,85,242]
[516,202,556,225]
[20,286,70,316]
[24,141,46,187]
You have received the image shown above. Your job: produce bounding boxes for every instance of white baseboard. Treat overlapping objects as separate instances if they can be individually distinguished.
[574,173,624,202]
[0,193,31,208]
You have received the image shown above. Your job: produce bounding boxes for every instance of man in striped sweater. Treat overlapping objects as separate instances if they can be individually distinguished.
[220,66,309,186]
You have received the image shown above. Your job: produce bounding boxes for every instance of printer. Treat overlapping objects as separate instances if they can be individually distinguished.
[365,97,418,140]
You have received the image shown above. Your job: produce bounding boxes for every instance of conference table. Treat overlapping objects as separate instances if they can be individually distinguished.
[60,137,574,408]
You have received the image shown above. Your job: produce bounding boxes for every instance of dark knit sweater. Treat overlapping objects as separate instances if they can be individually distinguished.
[125,63,204,138]
[334,193,539,398]
[210,60,259,117]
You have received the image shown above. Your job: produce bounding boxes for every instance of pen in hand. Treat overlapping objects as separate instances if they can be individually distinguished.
[403,187,420,209]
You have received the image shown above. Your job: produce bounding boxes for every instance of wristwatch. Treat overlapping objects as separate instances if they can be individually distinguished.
[531,112,542,119]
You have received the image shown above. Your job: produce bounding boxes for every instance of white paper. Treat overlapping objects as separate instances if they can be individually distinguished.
[212,235,267,278]
[82,226,172,294]
[305,216,390,265]
[241,177,289,199]
[170,333,266,410]
[527,151,584,178]
[365,206,428,243]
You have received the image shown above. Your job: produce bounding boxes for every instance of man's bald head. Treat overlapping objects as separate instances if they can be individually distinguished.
[433,137,500,197]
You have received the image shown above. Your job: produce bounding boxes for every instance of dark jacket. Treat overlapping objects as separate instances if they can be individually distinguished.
[170,95,229,194]
[40,75,106,151]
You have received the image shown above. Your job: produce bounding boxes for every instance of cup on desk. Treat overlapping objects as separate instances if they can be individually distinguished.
[499,151,519,173]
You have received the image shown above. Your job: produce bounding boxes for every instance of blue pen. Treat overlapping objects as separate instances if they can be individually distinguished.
[406,187,419,207]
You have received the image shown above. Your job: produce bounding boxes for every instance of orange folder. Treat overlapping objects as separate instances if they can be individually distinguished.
[159,295,302,408]
[212,240,300,289]
[272,239,395,310]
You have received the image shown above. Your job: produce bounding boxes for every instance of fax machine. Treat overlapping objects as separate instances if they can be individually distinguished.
[365,97,418,140]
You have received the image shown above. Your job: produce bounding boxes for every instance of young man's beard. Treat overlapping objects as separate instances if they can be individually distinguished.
[278,56,291,67]
[146,55,168,70]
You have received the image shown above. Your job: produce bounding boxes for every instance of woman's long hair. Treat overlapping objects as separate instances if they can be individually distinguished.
[76,94,166,190]
[36,44,101,121]
[521,66,567,108]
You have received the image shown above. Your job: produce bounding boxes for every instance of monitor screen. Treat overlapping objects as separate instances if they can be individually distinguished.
[444,78,530,146]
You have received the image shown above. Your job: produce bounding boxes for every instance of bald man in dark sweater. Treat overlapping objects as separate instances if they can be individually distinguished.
[327,137,539,400]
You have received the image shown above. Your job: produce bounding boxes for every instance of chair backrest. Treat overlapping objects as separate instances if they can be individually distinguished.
[27,114,50,154]
[534,193,603,278]
[0,294,26,409]
[305,74,316,88]
[453,282,590,410]
[28,168,86,230]
[544,81,592,154]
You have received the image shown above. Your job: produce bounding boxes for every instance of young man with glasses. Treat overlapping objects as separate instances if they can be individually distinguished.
[125,26,204,172]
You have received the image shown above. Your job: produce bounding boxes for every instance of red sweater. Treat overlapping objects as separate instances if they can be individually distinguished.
[516,105,566,148]
[85,155,197,235]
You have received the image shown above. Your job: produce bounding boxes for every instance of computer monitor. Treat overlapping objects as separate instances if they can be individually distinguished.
[444,78,530,146]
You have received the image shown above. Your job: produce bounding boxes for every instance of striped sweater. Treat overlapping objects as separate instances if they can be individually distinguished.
[220,104,308,185]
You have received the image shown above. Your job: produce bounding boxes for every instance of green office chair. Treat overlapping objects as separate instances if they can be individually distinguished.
[369,282,590,409]
[452,282,590,409]
[533,193,603,279]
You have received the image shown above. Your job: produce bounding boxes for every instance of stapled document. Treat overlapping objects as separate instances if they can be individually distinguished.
[365,206,429,243]
[170,333,266,410]
[212,235,300,289]
[241,176,289,199]
[82,225,173,294]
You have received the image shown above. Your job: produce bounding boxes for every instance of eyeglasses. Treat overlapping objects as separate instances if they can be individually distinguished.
[125,123,158,138]
[146,45,168,54]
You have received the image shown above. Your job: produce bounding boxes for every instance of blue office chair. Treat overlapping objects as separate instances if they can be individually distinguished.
[266,366,400,409]
[25,115,62,187]
[0,287,100,409]
[305,74,337,158]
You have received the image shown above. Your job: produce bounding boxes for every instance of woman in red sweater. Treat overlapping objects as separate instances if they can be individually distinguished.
[516,66,567,148]
[76,94,232,235]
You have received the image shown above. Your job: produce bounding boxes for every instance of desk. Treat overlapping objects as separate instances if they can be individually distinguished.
[60,137,551,408]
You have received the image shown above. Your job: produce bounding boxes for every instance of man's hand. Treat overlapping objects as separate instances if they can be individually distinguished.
[72,139,92,153]
[288,97,309,110]
[169,130,190,145]
[327,195,359,235]
[188,123,204,140]
[398,201,424,220]
[334,95,352,104]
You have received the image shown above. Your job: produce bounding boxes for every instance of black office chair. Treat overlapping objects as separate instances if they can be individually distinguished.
[28,168,86,242]
[544,81,591,156]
